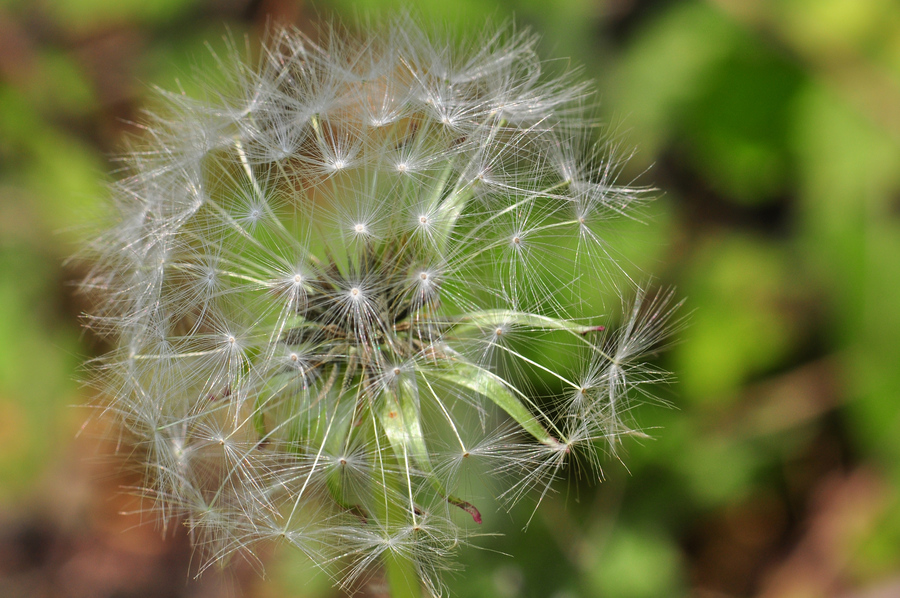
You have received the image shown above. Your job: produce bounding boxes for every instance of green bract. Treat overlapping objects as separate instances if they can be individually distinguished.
[82,16,678,596]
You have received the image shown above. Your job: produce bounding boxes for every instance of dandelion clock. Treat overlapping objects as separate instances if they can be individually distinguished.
[79,15,680,597]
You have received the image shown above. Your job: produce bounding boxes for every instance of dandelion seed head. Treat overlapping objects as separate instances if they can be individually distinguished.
[78,14,677,595]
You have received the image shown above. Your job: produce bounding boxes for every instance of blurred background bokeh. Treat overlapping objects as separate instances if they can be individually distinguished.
[2,0,900,596]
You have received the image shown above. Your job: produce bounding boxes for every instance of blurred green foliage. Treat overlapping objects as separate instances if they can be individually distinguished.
[2,0,900,596]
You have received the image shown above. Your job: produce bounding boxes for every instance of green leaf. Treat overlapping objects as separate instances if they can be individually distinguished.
[379,376,432,474]
[424,361,559,447]
[323,397,367,516]
[447,309,600,338]
[378,376,484,523]
[431,160,468,253]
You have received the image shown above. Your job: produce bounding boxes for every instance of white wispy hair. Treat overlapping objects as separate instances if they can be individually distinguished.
[80,14,679,596]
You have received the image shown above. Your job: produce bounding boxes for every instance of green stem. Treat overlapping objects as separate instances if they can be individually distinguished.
[385,551,423,598]
[370,434,424,598]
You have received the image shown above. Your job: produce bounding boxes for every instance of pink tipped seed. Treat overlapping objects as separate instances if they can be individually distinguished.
[579,325,606,335]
